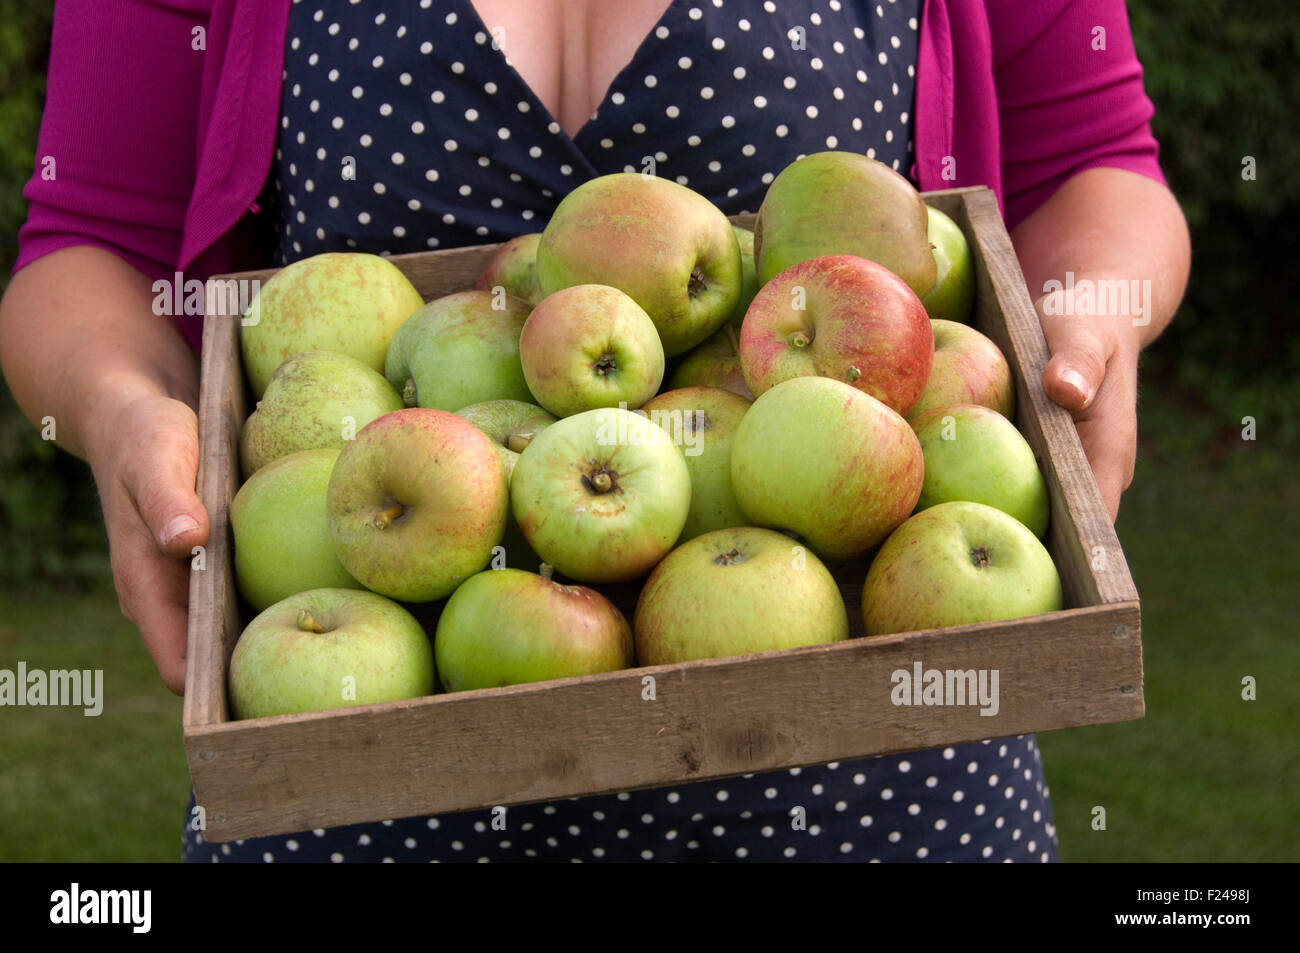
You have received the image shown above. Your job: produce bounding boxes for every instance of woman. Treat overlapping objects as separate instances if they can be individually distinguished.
[0,0,1189,862]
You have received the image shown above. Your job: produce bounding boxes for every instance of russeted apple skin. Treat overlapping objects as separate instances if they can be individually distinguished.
[240,350,404,478]
[510,408,692,584]
[326,409,509,603]
[536,173,742,356]
[474,232,544,306]
[862,502,1062,636]
[753,150,937,298]
[739,254,934,417]
[730,376,924,561]
[634,527,849,665]
[229,588,434,720]
[668,324,755,400]
[920,206,976,324]
[241,252,425,398]
[434,568,633,692]
[385,290,534,412]
[519,284,666,418]
[906,319,1015,422]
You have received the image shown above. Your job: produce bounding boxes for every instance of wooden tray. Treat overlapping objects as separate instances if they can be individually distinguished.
[184,186,1142,842]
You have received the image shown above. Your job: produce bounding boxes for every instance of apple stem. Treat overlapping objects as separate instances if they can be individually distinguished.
[373,503,405,529]
[539,563,555,581]
[506,432,533,453]
[296,609,327,633]
[789,331,811,349]
[723,322,741,352]
[589,471,613,493]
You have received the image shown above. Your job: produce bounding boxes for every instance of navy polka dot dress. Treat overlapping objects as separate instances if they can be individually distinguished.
[185,0,1061,863]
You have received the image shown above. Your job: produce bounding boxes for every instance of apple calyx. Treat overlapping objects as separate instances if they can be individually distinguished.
[789,330,812,349]
[539,562,555,581]
[373,502,405,529]
[401,379,418,407]
[593,352,618,378]
[296,608,328,633]
[845,365,863,383]
[969,545,993,568]
[712,547,749,567]
[688,266,707,299]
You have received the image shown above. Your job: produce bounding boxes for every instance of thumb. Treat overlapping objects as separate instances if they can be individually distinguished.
[118,402,211,558]
[1036,290,1114,413]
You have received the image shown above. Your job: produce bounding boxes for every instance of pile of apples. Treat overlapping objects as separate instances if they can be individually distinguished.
[227,151,1062,721]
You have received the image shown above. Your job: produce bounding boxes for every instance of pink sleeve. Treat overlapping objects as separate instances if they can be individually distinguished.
[989,0,1168,230]
[12,0,207,283]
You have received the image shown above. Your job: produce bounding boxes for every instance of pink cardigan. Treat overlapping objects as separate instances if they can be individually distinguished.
[15,0,1166,351]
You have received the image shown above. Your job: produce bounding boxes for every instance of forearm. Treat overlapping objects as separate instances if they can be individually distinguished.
[0,245,199,463]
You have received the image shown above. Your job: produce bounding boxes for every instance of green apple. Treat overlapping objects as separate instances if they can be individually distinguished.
[327,409,509,602]
[753,151,937,298]
[434,566,633,692]
[907,319,1015,422]
[537,173,742,356]
[229,587,434,719]
[641,386,752,542]
[453,399,557,480]
[239,350,404,478]
[475,232,544,306]
[231,448,362,611]
[730,376,923,560]
[634,527,849,665]
[241,252,424,397]
[911,404,1050,538]
[667,324,754,400]
[920,206,976,324]
[510,407,691,583]
[862,501,1062,636]
[727,225,760,328]
[519,284,665,417]
[385,290,533,411]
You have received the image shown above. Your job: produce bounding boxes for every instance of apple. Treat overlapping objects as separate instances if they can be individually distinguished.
[862,501,1062,636]
[667,324,754,400]
[727,225,760,328]
[920,206,976,324]
[519,284,665,417]
[241,252,424,397]
[910,404,1050,538]
[434,566,633,692]
[453,399,557,480]
[231,448,363,611]
[739,254,934,415]
[229,587,434,720]
[510,407,691,583]
[753,151,937,298]
[385,290,533,411]
[239,350,404,478]
[327,408,509,602]
[634,527,849,665]
[474,232,544,306]
[640,386,752,542]
[907,318,1015,422]
[730,376,923,560]
[536,172,742,356]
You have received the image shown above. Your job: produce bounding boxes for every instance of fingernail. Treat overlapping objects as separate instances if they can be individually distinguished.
[161,515,198,546]
[1060,369,1094,407]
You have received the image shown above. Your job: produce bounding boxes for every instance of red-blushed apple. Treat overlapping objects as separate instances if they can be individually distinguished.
[920,206,976,324]
[327,409,509,602]
[634,527,849,665]
[641,386,752,542]
[911,404,1050,538]
[862,501,1062,636]
[510,407,691,583]
[907,319,1015,422]
[434,565,633,691]
[519,284,665,417]
[474,232,544,306]
[536,173,742,355]
[730,376,923,560]
[667,324,754,400]
[229,587,434,720]
[740,254,934,416]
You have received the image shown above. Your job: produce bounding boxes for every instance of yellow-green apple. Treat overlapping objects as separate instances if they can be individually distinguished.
[739,254,933,416]
[907,319,1015,421]
[910,404,1050,538]
[239,350,404,478]
[862,501,1062,636]
[229,587,434,719]
[519,285,665,417]
[510,407,691,582]
[474,232,544,306]
[434,565,633,692]
[641,386,751,542]
[727,225,760,328]
[753,151,937,297]
[668,324,754,400]
[634,527,849,664]
[232,448,362,611]
[730,376,923,560]
[536,173,742,356]
[385,290,533,411]
[920,206,975,324]
[241,252,424,397]
[327,409,508,602]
